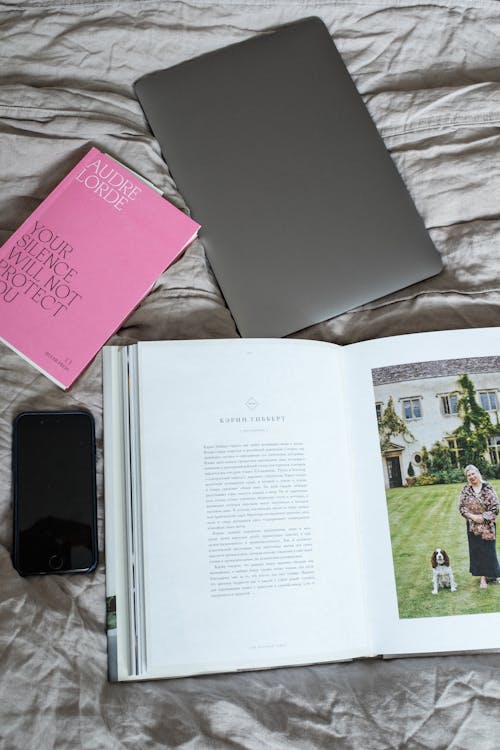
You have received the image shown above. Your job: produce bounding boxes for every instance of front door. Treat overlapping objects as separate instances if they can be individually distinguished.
[386,456,402,488]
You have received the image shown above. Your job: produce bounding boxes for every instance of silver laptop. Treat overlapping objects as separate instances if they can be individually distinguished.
[135,17,442,337]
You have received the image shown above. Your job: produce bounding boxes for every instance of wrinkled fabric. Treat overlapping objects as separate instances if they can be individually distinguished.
[1,1,500,748]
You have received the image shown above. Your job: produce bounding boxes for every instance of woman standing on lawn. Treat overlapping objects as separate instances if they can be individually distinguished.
[459,464,500,589]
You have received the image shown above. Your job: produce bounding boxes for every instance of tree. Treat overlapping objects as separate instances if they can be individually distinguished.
[428,441,453,473]
[420,446,431,474]
[407,461,415,477]
[378,396,415,452]
[453,373,494,472]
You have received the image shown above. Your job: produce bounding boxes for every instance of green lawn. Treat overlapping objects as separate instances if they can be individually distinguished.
[386,481,500,619]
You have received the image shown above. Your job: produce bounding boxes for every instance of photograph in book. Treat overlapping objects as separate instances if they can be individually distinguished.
[372,355,500,620]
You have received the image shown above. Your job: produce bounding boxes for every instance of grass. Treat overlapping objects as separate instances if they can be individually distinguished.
[386,480,500,619]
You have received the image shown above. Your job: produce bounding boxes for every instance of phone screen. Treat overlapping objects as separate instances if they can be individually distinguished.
[12,411,98,576]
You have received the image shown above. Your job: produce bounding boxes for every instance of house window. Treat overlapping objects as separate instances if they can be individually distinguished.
[402,397,422,420]
[479,391,498,412]
[446,437,461,468]
[440,393,459,415]
[488,436,500,464]
[375,402,383,422]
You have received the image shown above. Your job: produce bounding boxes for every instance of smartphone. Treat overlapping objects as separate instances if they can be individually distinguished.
[12,410,98,576]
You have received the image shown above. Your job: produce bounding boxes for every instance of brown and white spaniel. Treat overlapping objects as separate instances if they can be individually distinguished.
[431,548,457,594]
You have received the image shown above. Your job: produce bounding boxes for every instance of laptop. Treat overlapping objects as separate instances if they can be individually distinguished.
[135,17,442,337]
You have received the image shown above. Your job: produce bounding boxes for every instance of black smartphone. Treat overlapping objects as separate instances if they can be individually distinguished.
[12,410,98,576]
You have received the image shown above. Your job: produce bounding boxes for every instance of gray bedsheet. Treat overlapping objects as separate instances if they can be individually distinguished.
[1,1,500,747]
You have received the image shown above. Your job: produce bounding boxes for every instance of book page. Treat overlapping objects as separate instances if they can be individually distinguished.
[135,339,370,677]
[344,327,500,656]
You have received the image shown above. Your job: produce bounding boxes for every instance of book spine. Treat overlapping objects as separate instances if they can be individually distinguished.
[102,345,130,681]
[126,346,147,676]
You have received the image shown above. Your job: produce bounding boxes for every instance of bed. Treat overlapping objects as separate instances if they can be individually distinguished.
[1,1,500,747]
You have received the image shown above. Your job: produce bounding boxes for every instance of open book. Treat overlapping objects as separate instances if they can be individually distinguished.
[103,328,500,681]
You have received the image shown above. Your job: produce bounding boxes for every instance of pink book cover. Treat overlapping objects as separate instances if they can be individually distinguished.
[0,147,200,389]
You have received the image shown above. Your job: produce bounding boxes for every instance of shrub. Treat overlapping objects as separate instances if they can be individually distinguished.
[431,468,465,485]
[483,463,500,480]
[414,474,439,486]
[429,442,453,473]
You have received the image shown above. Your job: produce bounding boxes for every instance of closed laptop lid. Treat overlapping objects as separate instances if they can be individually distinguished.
[135,17,442,337]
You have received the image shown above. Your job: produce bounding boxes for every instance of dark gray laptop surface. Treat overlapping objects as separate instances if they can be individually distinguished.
[135,17,442,337]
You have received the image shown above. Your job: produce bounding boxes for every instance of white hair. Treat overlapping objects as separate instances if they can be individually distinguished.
[465,464,483,483]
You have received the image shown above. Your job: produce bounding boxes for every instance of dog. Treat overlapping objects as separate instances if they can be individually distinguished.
[431,548,457,594]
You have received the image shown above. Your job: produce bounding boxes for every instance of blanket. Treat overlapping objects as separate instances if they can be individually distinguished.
[1,1,500,748]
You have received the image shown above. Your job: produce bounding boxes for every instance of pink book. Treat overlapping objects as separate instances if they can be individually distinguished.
[0,147,200,389]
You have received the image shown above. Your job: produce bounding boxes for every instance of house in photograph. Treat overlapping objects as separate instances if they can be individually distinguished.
[372,357,500,488]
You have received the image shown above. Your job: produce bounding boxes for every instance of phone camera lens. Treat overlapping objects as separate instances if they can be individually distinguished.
[48,554,64,571]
